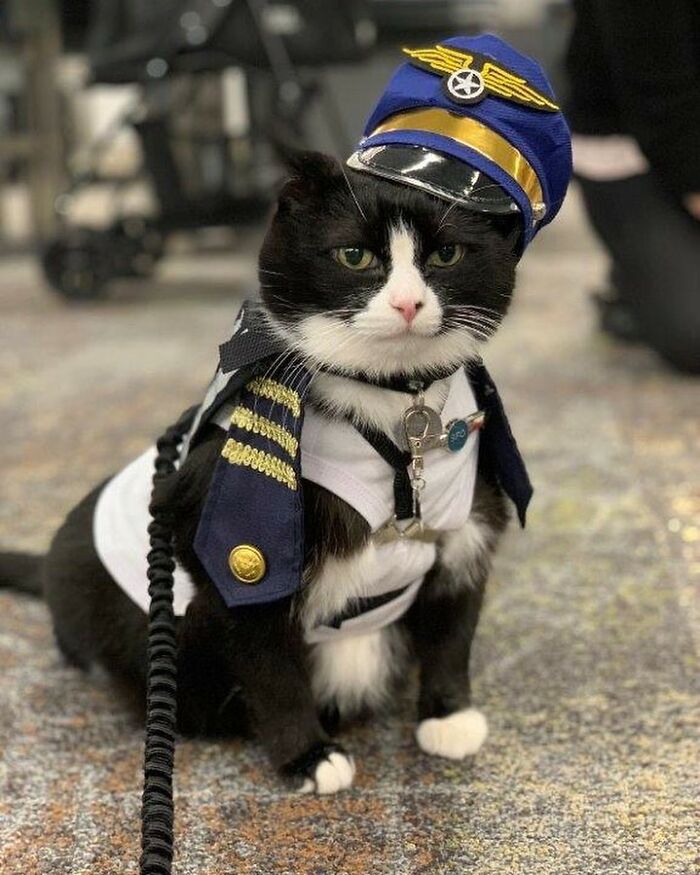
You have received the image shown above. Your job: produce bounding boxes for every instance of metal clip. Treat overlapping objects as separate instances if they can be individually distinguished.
[372,516,442,545]
[403,404,444,456]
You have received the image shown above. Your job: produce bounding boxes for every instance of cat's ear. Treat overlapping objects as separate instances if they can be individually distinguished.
[277,149,343,209]
[283,148,341,181]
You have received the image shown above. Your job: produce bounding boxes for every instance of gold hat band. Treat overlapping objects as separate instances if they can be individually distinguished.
[368,107,545,217]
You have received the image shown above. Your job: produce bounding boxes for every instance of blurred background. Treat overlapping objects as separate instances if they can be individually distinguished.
[0,3,698,874]
[0,0,570,286]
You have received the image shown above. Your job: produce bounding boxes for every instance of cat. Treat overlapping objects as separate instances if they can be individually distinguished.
[0,150,521,795]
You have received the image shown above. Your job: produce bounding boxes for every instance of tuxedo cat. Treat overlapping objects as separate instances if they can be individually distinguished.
[0,151,520,795]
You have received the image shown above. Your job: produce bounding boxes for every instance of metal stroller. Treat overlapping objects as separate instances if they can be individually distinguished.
[42,0,376,299]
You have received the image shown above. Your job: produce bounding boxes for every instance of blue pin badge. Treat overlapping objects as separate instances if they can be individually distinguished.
[445,411,486,452]
[445,418,469,452]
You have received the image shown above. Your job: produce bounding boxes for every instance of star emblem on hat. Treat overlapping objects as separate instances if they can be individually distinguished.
[403,44,560,113]
[445,68,487,104]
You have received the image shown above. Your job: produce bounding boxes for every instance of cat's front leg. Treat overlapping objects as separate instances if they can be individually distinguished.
[228,597,356,794]
[403,515,498,760]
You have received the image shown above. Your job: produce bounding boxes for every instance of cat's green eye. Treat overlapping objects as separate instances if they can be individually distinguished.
[426,243,464,268]
[333,247,377,271]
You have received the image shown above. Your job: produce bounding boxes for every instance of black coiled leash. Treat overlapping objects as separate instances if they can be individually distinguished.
[140,407,197,875]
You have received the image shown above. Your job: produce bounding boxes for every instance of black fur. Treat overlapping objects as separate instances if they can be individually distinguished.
[0,552,43,596]
[279,741,351,790]
[405,477,508,721]
[261,152,519,357]
[2,151,519,789]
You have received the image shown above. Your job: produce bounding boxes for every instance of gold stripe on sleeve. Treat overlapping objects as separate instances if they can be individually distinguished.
[230,406,298,458]
[221,439,297,491]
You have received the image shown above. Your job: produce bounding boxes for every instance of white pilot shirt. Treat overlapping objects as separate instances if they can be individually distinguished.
[93,369,480,642]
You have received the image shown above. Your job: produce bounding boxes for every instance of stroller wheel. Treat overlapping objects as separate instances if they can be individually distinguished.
[112,218,165,278]
[41,230,113,300]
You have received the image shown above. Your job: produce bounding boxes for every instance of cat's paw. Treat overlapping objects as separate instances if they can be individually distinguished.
[299,751,356,795]
[281,743,355,795]
[415,707,488,760]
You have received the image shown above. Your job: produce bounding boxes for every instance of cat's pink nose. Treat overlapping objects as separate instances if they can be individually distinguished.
[391,298,423,323]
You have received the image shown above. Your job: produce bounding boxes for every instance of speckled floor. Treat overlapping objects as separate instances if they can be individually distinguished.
[0,190,698,875]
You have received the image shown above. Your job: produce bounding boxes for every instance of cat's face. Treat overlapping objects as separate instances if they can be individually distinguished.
[259,152,520,379]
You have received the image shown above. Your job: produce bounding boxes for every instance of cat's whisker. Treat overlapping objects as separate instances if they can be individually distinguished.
[437,199,460,233]
[447,310,504,324]
[448,288,513,301]
[446,315,496,325]
[445,319,498,335]
[250,347,299,422]
[447,320,500,334]
[469,182,508,196]
[276,357,310,434]
[276,331,363,431]
[264,354,317,438]
[442,315,498,336]
[450,303,504,315]
[341,165,368,223]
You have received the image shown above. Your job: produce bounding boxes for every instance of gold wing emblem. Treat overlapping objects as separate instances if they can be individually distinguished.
[481,61,559,112]
[402,45,474,76]
[402,45,560,113]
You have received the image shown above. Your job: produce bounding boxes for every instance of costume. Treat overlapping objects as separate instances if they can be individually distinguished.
[95,35,572,639]
[95,306,529,641]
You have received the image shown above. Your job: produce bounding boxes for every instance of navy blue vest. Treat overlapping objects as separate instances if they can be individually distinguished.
[191,302,532,610]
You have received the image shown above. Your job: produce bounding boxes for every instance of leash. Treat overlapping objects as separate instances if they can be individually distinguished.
[135,381,417,873]
[140,406,197,875]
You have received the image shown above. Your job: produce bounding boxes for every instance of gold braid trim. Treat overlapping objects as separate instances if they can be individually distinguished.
[369,108,545,216]
[230,406,298,458]
[221,438,297,491]
[247,377,301,418]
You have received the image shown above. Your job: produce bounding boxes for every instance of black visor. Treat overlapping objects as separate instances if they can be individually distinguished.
[347,144,520,216]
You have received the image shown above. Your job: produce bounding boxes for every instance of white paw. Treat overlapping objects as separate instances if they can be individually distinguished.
[416,708,488,760]
[299,751,356,795]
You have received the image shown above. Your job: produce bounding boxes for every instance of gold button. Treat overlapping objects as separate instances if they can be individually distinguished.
[228,544,266,584]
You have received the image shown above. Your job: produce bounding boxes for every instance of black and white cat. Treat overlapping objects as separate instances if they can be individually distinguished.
[0,151,520,795]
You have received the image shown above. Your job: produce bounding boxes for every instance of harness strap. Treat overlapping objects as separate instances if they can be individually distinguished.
[351,422,414,520]
[327,584,411,628]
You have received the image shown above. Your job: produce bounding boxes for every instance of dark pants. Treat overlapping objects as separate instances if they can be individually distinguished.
[577,174,700,374]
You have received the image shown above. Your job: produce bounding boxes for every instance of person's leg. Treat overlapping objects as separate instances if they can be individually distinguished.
[577,174,700,373]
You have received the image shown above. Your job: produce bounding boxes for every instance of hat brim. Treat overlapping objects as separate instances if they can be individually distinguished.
[347,145,520,217]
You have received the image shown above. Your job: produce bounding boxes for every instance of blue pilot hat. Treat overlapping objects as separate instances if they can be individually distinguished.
[347,34,572,249]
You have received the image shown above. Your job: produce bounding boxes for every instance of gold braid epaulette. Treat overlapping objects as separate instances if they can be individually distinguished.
[221,438,297,490]
[247,377,301,418]
[230,406,298,457]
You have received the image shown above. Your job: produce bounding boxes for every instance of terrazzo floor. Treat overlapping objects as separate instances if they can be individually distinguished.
[0,190,698,874]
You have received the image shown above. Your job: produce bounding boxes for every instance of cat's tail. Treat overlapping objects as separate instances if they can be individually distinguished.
[0,552,44,597]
